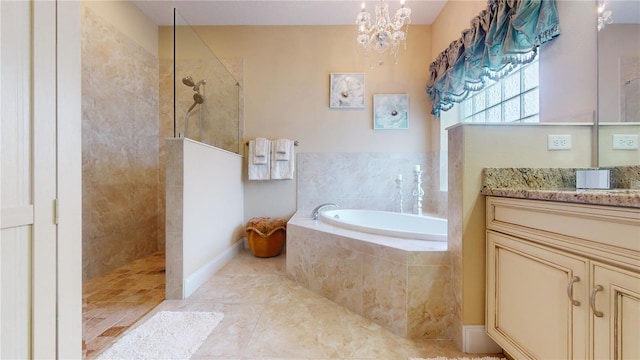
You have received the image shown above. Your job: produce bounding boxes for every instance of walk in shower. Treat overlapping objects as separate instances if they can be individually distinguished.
[173,9,242,154]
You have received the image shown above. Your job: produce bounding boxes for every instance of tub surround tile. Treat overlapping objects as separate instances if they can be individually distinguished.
[407,265,453,339]
[362,255,408,337]
[286,212,451,339]
[310,244,363,315]
[481,166,640,208]
[283,224,312,288]
[297,152,446,218]
[408,250,451,267]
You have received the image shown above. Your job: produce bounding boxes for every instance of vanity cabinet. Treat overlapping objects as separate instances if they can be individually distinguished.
[485,196,640,360]
[591,262,640,360]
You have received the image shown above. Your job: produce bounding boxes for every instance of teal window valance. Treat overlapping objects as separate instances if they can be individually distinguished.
[425,0,561,117]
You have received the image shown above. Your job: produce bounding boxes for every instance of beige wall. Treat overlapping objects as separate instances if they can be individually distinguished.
[160,25,437,220]
[448,123,593,348]
[430,0,486,55]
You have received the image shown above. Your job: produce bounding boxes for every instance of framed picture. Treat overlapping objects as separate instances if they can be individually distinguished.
[329,73,365,109]
[373,94,409,130]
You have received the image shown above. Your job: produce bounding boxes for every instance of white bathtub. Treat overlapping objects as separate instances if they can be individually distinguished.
[318,209,447,241]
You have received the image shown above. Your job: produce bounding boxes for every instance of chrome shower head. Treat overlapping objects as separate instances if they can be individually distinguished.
[182,76,195,87]
[193,79,207,92]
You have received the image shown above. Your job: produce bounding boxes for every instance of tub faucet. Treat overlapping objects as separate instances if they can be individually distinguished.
[311,203,338,220]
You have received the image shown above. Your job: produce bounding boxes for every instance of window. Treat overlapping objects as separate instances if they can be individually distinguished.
[439,59,540,191]
[461,59,539,123]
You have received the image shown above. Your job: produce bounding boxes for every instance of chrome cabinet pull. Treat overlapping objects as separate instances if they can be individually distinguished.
[590,285,604,317]
[567,276,580,306]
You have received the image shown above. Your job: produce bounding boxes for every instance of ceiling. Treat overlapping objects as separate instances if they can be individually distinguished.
[131,0,640,27]
[605,0,640,24]
[131,0,448,26]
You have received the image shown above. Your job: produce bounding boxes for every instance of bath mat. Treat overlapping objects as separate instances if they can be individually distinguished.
[410,357,504,360]
[96,310,223,360]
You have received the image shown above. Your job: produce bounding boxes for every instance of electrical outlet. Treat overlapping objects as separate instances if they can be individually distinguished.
[547,134,572,150]
[613,134,639,150]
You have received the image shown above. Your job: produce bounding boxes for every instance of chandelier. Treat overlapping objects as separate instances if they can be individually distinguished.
[597,2,613,32]
[356,0,412,66]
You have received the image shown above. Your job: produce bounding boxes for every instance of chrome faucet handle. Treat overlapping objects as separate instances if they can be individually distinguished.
[311,203,338,220]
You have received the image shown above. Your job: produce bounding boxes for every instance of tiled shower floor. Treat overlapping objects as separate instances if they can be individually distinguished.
[83,249,505,359]
[82,251,165,358]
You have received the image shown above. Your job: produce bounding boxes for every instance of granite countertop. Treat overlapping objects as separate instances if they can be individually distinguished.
[481,166,640,209]
[482,187,640,208]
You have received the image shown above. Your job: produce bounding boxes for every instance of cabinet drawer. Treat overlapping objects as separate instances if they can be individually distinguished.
[486,197,640,269]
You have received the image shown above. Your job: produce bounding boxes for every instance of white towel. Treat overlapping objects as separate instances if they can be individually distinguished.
[253,137,269,164]
[273,139,290,161]
[270,139,295,180]
[248,140,270,180]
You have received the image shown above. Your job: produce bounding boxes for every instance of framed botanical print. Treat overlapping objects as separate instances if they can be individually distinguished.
[329,73,365,109]
[373,94,409,130]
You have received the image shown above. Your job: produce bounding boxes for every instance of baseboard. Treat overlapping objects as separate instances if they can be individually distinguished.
[463,325,503,354]
[182,241,243,298]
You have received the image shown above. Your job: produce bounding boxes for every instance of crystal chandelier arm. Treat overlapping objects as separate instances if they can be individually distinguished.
[356,0,411,66]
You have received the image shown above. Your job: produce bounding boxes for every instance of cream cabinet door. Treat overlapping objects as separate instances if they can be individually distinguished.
[591,262,640,360]
[487,231,589,360]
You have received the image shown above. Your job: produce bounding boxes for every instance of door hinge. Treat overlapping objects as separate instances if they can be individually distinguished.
[54,199,59,225]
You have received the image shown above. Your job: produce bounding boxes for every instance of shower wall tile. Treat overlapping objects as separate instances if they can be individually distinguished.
[158,60,174,252]
[297,152,446,218]
[164,140,185,299]
[82,7,160,281]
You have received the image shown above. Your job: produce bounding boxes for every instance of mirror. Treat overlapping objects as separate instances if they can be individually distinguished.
[597,0,640,166]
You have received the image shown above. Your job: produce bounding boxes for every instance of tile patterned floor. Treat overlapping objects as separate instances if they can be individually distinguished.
[85,249,505,359]
[82,252,165,358]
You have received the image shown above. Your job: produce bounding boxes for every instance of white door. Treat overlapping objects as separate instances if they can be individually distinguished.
[1,1,81,358]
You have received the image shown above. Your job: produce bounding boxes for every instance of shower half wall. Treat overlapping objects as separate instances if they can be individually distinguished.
[158,11,244,257]
[158,10,246,298]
